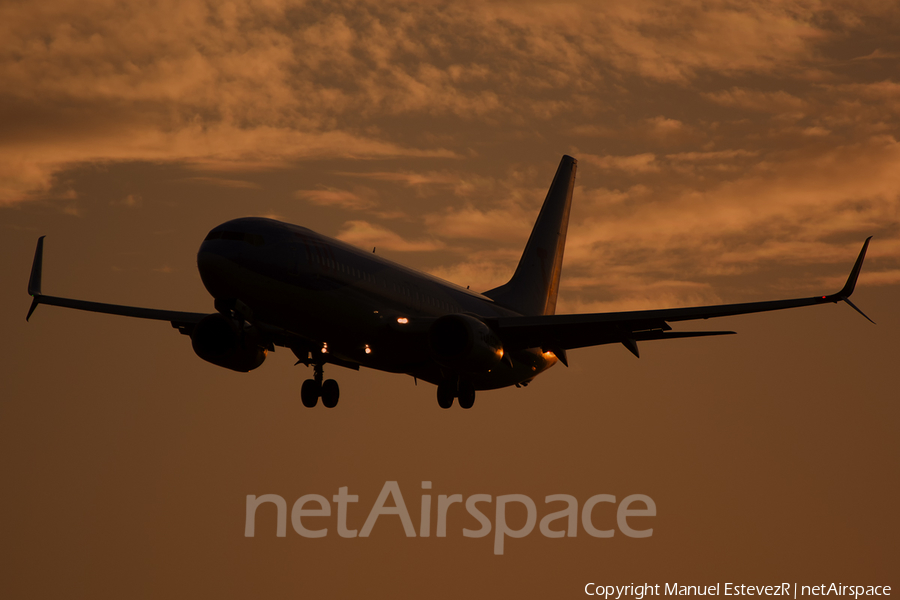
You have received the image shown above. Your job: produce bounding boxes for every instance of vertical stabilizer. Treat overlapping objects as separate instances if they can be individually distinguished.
[484,155,576,316]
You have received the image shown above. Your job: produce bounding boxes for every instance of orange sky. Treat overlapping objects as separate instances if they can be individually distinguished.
[1,1,898,598]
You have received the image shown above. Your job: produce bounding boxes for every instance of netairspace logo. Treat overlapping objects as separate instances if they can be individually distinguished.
[244,480,656,555]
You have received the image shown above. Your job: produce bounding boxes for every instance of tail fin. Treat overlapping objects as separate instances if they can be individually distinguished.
[484,155,576,316]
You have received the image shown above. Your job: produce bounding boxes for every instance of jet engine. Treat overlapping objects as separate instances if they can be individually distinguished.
[191,313,267,372]
[428,313,504,373]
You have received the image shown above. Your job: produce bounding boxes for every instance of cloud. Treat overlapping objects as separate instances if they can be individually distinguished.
[111,194,142,208]
[557,279,721,314]
[335,170,479,198]
[181,177,262,189]
[704,87,808,116]
[851,49,900,61]
[336,220,445,252]
[423,205,535,242]
[560,135,900,303]
[0,123,456,205]
[427,259,515,293]
[859,269,900,285]
[0,0,851,202]
[666,150,759,162]
[338,170,461,187]
[802,126,831,137]
[827,80,900,114]
[581,153,660,173]
[646,116,686,135]
[1,0,898,310]
[295,187,377,210]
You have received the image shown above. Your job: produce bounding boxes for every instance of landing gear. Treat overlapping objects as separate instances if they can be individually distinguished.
[436,379,476,409]
[321,379,340,408]
[301,379,319,407]
[300,363,340,408]
[457,381,475,409]
[436,382,455,409]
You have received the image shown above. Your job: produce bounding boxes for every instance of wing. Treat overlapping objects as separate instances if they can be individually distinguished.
[26,236,208,330]
[492,238,873,362]
[25,236,362,371]
[25,237,366,374]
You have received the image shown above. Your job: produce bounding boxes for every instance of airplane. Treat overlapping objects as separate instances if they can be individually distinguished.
[25,155,874,409]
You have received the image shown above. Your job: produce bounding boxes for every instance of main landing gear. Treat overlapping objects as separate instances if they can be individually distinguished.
[436,379,476,409]
[301,363,340,408]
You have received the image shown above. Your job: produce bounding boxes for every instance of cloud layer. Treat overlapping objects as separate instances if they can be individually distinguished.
[2,0,898,307]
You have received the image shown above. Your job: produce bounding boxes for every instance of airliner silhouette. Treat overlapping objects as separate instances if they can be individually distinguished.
[26,156,873,408]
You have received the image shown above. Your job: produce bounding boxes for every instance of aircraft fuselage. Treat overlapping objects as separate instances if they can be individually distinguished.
[197,217,557,389]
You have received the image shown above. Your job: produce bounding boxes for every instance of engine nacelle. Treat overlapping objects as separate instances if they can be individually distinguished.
[429,313,504,374]
[191,313,267,372]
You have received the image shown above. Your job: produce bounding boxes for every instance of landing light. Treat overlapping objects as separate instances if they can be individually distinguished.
[365,345,372,354]
[321,343,329,354]
[397,317,408,324]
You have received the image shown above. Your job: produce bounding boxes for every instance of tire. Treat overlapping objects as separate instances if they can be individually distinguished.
[458,381,476,409]
[301,379,320,407]
[321,379,340,408]
[436,384,455,409]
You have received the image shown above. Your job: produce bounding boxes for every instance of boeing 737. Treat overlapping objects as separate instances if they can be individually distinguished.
[26,156,873,409]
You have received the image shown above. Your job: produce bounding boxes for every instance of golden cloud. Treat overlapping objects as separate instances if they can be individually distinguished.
[336,220,445,252]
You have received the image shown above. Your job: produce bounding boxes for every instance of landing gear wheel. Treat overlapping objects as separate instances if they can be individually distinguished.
[321,379,340,408]
[458,381,476,409]
[301,379,320,407]
[436,383,455,409]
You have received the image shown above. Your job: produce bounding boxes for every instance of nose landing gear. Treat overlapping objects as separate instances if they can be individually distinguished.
[300,362,340,408]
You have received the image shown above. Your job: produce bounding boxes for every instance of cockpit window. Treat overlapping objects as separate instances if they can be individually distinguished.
[204,230,265,246]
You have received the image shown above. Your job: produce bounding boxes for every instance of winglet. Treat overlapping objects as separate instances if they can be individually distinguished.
[835,236,871,300]
[844,297,875,324]
[830,237,874,324]
[26,236,45,321]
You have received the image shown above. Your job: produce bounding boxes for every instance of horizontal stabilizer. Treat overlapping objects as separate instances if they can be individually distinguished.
[623,330,736,358]
[632,330,736,341]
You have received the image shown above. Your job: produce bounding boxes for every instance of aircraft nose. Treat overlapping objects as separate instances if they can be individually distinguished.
[197,244,238,298]
[197,247,219,273]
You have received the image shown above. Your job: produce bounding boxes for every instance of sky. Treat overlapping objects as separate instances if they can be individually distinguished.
[1,1,898,598]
